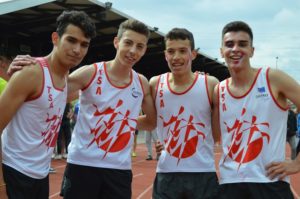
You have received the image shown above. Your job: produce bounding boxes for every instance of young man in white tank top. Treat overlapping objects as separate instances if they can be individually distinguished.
[213,21,300,199]
[150,28,220,199]
[0,11,96,199]
[63,19,156,199]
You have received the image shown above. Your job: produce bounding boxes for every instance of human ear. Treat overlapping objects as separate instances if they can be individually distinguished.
[52,32,59,45]
[113,37,119,49]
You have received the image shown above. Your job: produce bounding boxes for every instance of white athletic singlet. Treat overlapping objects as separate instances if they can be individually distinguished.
[218,68,289,184]
[155,72,215,173]
[67,62,144,170]
[2,57,67,179]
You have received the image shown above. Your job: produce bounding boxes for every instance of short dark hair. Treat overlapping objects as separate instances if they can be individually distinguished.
[56,10,96,39]
[164,28,195,50]
[222,21,253,44]
[0,53,13,62]
[117,19,150,39]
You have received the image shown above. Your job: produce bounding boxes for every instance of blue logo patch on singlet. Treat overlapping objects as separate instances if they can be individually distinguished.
[256,87,268,98]
[131,87,142,98]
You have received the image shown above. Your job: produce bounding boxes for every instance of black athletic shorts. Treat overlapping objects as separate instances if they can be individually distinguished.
[62,163,132,199]
[217,181,294,199]
[2,164,49,199]
[152,172,219,199]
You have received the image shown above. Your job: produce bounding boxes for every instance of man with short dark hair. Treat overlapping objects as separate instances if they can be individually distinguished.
[0,10,96,199]
[214,20,300,199]
[150,28,219,199]
[62,19,156,199]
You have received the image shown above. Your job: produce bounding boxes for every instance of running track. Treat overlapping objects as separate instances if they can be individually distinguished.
[49,144,300,199]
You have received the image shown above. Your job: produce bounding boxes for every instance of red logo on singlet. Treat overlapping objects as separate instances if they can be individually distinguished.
[41,109,62,149]
[223,108,270,169]
[220,85,227,112]
[88,99,137,158]
[160,106,206,165]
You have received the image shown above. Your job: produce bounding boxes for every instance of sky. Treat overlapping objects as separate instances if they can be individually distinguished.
[98,0,300,82]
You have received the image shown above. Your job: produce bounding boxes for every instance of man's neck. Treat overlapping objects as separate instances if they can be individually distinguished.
[229,66,256,86]
[105,60,132,86]
[168,71,196,92]
[107,60,132,79]
[171,71,195,85]
[45,54,70,79]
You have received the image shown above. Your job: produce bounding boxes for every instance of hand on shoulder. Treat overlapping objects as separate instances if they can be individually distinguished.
[7,55,37,76]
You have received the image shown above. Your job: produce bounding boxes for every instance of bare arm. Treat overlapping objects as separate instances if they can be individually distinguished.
[148,75,164,154]
[136,74,157,131]
[67,64,96,101]
[207,75,220,143]
[266,68,300,179]
[0,64,42,132]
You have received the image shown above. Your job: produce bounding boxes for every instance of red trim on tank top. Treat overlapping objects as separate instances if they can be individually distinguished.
[42,58,65,92]
[266,67,288,111]
[137,73,145,96]
[217,82,221,132]
[167,72,199,95]
[82,63,98,91]
[226,68,262,99]
[154,75,162,101]
[104,62,133,89]
[204,74,212,109]
[25,57,45,102]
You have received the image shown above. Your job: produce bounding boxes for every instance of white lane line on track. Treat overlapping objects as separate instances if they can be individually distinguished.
[49,192,60,198]
[53,164,67,169]
[136,184,153,199]
[133,173,144,178]
[291,184,300,199]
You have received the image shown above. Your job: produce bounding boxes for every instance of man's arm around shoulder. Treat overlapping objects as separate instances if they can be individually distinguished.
[136,74,157,131]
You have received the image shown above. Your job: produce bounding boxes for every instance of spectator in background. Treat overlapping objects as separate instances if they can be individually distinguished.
[296,110,300,156]
[145,128,159,160]
[55,102,73,159]
[131,130,139,157]
[132,111,144,157]
[0,54,13,94]
[286,103,298,160]
[71,100,80,129]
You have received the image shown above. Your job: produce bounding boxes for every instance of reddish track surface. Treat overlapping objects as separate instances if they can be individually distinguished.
[49,144,300,199]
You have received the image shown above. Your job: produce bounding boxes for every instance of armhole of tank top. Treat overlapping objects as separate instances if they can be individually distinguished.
[26,58,45,102]
[204,75,213,109]
[266,67,288,111]
[82,63,98,91]
[216,82,221,124]
[154,75,162,102]
[137,73,145,96]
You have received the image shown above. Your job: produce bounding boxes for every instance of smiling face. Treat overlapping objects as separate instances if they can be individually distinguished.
[113,29,148,68]
[53,24,91,69]
[164,39,197,75]
[220,31,254,71]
